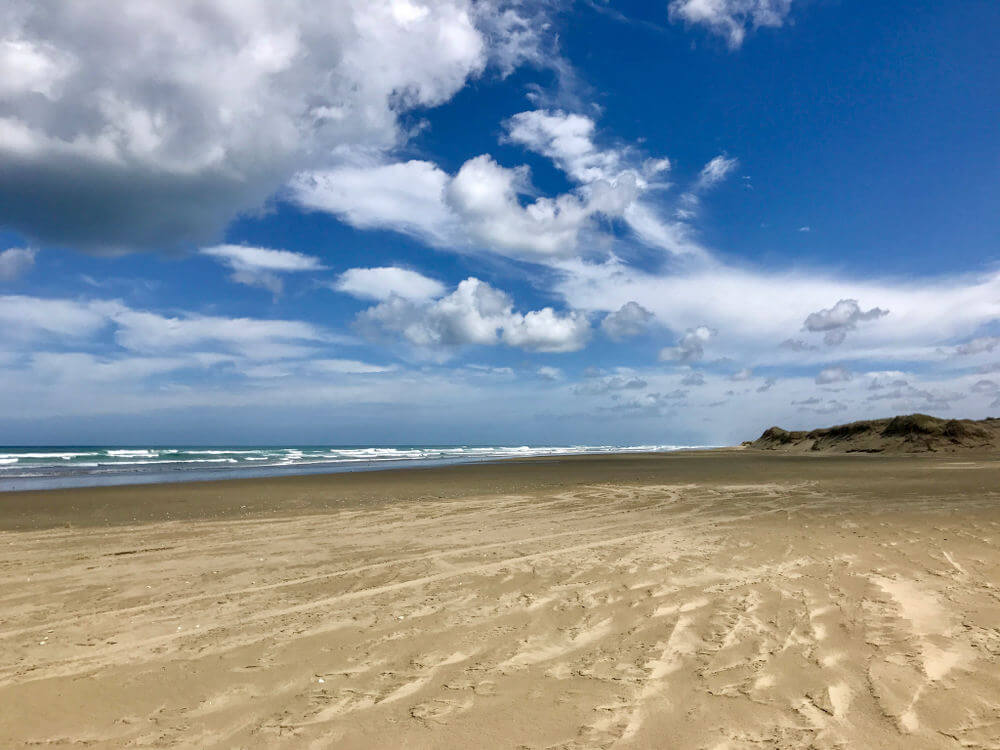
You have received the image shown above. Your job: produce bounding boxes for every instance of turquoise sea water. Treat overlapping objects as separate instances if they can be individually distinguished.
[0,444,706,491]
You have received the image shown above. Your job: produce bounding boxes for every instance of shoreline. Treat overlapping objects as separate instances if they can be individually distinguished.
[0,445,716,494]
[0,448,973,532]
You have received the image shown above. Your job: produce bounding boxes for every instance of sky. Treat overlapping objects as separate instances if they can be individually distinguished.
[1,0,999,446]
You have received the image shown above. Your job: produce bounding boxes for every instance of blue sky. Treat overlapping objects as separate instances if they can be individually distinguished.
[1,0,998,445]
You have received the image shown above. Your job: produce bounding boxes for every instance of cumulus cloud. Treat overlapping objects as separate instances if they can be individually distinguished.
[815,366,852,385]
[0,1,541,252]
[356,277,590,353]
[504,109,623,183]
[803,299,889,345]
[730,367,753,381]
[292,109,707,260]
[201,244,326,294]
[503,306,592,352]
[0,247,36,281]
[669,0,794,48]
[333,267,446,302]
[659,325,715,363]
[295,151,643,261]
[503,109,703,257]
[601,301,654,340]
[446,155,600,258]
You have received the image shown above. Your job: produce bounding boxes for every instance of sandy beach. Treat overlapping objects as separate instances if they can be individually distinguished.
[2,450,1000,748]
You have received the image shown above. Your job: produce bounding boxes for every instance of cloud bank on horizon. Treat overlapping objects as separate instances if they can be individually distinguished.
[0,0,998,444]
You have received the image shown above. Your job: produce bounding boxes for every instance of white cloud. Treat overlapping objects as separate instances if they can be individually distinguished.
[334,267,446,302]
[504,109,704,258]
[669,0,794,48]
[556,259,1000,369]
[697,155,739,190]
[803,298,889,346]
[28,352,201,382]
[537,366,563,381]
[0,1,540,252]
[307,358,396,375]
[110,309,328,360]
[659,325,715,363]
[504,109,621,183]
[0,247,36,281]
[356,276,590,353]
[293,152,641,262]
[602,301,654,340]
[815,366,852,385]
[201,244,326,294]
[289,160,456,245]
[0,293,345,371]
[730,367,753,381]
[0,295,114,340]
[446,155,596,259]
[291,110,708,261]
[503,306,591,352]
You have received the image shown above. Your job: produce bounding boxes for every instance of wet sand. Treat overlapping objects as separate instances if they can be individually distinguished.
[2,450,1000,748]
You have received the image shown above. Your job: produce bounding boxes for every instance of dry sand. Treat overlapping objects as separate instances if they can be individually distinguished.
[2,450,1000,748]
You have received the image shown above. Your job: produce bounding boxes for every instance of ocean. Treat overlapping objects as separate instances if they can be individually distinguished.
[0,444,706,491]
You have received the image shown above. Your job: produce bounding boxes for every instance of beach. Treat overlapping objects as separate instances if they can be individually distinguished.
[2,450,1000,748]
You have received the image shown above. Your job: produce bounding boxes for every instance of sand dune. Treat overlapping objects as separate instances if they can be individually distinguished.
[2,452,1000,748]
[751,413,1000,454]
